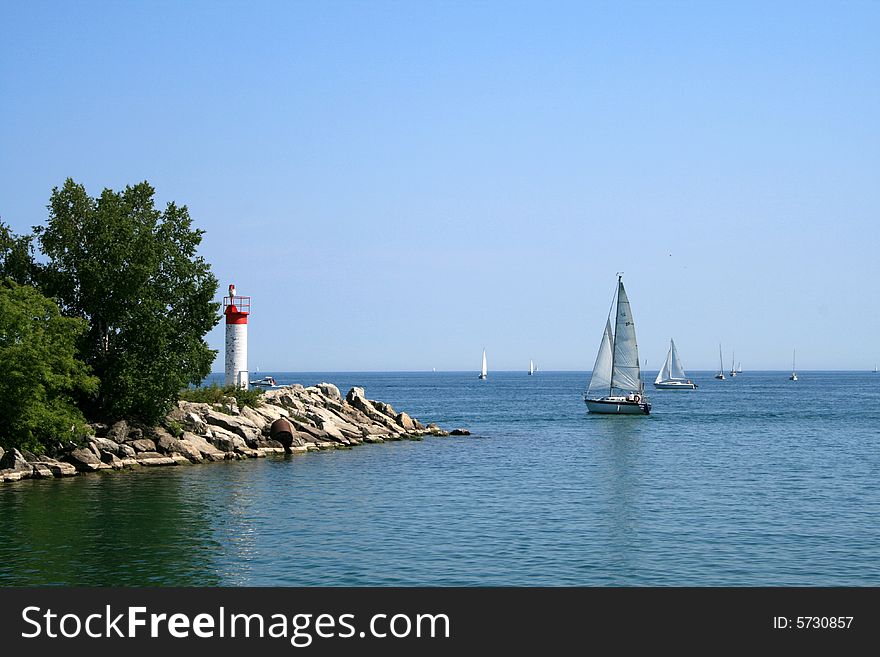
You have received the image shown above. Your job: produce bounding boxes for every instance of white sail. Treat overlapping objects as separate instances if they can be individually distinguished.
[529,359,534,374]
[481,349,488,377]
[655,339,687,384]
[587,318,614,396]
[610,280,641,393]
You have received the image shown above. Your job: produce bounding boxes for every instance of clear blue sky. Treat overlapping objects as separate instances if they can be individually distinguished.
[1,1,878,371]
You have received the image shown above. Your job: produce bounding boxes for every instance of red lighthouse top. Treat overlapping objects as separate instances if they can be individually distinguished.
[223,283,250,324]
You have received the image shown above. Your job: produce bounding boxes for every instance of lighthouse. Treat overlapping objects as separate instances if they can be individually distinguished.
[223,283,250,389]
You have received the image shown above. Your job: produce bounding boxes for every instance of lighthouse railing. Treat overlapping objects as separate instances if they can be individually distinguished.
[222,296,251,313]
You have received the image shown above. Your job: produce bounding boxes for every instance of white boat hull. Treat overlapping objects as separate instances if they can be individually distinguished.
[585,397,651,415]
[653,380,697,390]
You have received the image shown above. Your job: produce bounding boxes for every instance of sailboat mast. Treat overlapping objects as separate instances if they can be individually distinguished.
[609,275,621,396]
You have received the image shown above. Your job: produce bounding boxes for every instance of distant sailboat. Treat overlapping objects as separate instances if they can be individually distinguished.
[729,351,737,377]
[479,349,488,380]
[736,363,743,373]
[654,339,697,390]
[789,349,798,381]
[583,275,651,415]
[715,344,726,380]
[528,359,534,375]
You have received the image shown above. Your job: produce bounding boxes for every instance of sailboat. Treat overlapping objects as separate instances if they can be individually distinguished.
[479,349,488,380]
[583,275,651,415]
[736,363,742,373]
[654,339,697,390]
[528,359,535,375]
[729,351,737,377]
[714,344,725,380]
[789,349,798,381]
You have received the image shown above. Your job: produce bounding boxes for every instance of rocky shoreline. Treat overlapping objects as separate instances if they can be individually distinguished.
[0,383,469,484]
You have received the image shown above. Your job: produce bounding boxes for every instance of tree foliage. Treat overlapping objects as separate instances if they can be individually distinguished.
[36,179,220,424]
[0,281,98,453]
[0,220,36,285]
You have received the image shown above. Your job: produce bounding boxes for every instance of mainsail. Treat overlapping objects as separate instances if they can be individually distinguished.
[587,319,614,395]
[610,280,642,393]
[481,349,488,377]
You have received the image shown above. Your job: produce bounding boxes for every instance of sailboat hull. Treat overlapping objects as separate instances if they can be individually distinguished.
[585,397,651,415]
[653,381,697,390]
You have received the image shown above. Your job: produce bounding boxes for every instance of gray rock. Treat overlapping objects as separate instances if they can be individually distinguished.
[31,464,55,479]
[171,439,204,463]
[92,436,120,454]
[345,387,366,404]
[1,448,33,473]
[204,408,260,439]
[450,428,471,436]
[396,412,416,431]
[100,450,124,469]
[183,411,207,434]
[128,427,143,441]
[251,403,288,424]
[106,420,130,443]
[240,405,266,429]
[316,382,342,402]
[88,441,102,460]
[180,432,224,460]
[137,456,177,466]
[290,419,328,443]
[371,400,397,419]
[0,446,4,463]
[135,451,167,460]
[20,449,41,463]
[66,448,103,472]
[128,438,157,453]
[43,461,77,477]
[152,428,178,453]
[117,444,137,458]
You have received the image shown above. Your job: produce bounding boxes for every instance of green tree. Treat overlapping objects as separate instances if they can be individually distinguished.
[0,220,36,285]
[0,281,98,453]
[36,179,220,424]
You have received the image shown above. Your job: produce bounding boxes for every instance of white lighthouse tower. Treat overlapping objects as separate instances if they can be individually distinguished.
[223,283,250,389]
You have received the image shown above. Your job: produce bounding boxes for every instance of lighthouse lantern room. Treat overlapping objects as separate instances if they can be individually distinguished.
[223,284,250,389]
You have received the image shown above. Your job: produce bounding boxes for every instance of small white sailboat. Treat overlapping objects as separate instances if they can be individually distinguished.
[479,349,488,379]
[714,344,725,380]
[654,339,697,390]
[729,351,737,377]
[736,363,742,373]
[528,359,534,375]
[584,275,651,415]
[789,349,798,381]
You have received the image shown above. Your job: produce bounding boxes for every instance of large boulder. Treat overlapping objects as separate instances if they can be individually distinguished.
[117,443,137,459]
[251,403,288,425]
[92,436,120,454]
[66,448,104,472]
[240,406,266,430]
[180,432,224,461]
[33,457,77,477]
[316,382,342,402]
[371,400,397,419]
[0,446,4,462]
[100,451,124,469]
[204,408,260,440]
[128,438,157,453]
[0,448,32,473]
[106,420,130,443]
[395,412,416,432]
[183,411,207,434]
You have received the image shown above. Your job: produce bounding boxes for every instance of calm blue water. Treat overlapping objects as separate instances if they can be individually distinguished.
[2,371,879,586]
